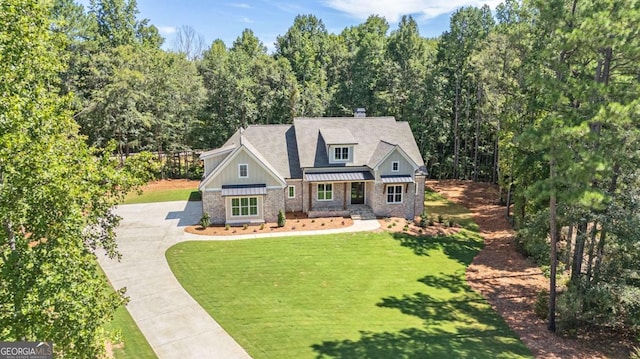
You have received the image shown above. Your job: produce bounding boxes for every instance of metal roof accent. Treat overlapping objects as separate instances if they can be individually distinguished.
[381,175,414,183]
[305,171,374,182]
[221,184,267,196]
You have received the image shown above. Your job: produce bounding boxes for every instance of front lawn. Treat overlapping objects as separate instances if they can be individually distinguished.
[167,230,532,358]
[124,187,200,204]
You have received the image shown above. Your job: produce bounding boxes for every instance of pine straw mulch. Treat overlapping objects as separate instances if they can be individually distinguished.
[427,180,631,359]
[185,212,353,236]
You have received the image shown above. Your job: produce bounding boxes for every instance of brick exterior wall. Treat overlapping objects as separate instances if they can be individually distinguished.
[309,182,347,211]
[202,191,225,225]
[201,188,285,224]
[263,188,285,223]
[370,182,419,219]
[284,180,303,213]
[414,176,426,218]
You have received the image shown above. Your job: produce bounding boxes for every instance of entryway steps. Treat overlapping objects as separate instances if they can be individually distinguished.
[349,205,377,220]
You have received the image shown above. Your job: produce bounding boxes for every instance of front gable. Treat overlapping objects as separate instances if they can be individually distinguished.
[199,145,286,191]
[372,145,419,178]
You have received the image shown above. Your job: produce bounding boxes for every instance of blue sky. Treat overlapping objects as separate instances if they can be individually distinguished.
[81,0,503,52]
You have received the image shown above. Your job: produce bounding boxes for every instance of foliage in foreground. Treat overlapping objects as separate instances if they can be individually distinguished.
[0,0,150,356]
[167,230,531,359]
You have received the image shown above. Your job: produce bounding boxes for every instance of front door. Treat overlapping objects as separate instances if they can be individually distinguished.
[350,182,365,204]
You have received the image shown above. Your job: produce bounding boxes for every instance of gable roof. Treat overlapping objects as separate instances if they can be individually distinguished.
[370,140,419,171]
[200,117,426,184]
[198,135,287,190]
[220,125,301,179]
[293,117,425,169]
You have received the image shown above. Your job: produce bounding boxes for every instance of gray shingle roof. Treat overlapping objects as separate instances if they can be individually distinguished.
[319,128,357,145]
[206,117,425,181]
[220,125,301,179]
[293,117,425,169]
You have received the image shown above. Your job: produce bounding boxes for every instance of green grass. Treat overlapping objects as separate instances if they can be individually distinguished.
[104,306,157,359]
[98,266,157,358]
[424,188,478,231]
[166,191,532,359]
[123,187,200,204]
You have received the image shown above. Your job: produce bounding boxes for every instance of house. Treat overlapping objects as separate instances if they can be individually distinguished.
[199,116,427,225]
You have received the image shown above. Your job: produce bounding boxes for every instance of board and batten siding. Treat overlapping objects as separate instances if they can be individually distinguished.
[377,150,415,177]
[203,155,227,177]
[203,149,283,189]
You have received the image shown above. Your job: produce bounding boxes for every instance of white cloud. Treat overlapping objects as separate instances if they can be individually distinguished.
[322,0,502,22]
[229,3,252,9]
[240,16,255,24]
[157,26,177,35]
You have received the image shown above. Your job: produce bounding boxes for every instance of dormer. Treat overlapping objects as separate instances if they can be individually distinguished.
[320,128,358,164]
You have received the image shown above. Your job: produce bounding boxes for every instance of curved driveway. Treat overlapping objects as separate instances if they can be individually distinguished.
[97,200,379,359]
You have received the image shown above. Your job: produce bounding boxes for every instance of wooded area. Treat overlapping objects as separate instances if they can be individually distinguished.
[2,0,639,355]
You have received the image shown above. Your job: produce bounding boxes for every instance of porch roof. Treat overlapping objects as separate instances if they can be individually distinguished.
[380,175,414,183]
[221,184,267,196]
[305,171,374,182]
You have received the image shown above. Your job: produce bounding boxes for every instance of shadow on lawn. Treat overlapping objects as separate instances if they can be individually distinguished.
[312,283,530,358]
[310,232,531,359]
[311,276,531,359]
[390,232,483,266]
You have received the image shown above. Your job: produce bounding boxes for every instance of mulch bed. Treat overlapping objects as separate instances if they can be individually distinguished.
[428,180,631,359]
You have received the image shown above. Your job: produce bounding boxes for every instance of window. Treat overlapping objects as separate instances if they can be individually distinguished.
[333,147,349,161]
[317,183,333,201]
[287,185,295,198]
[386,185,403,204]
[231,197,258,216]
[391,161,399,172]
[238,164,248,178]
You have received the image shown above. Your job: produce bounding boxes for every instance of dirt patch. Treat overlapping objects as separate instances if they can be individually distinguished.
[428,180,630,359]
[141,179,199,191]
[185,212,353,236]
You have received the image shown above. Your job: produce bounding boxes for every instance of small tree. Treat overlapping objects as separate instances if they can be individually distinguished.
[277,210,286,227]
[199,212,210,228]
[419,211,429,228]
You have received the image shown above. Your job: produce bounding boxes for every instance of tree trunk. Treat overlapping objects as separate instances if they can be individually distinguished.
[453,77,460,179]
[474,85,481,182]
[548,157,558,332]
[585,221,599,281]
[571,219,588,284]
[565,225,574,272]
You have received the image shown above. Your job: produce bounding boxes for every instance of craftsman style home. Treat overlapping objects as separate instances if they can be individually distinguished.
[199,116,427,225]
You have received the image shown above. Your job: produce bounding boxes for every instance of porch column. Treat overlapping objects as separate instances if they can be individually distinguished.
[343,183,347,210]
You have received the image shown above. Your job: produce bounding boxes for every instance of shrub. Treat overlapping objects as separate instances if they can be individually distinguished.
[534,289,549,320]
[419,211,428,228]
[259,223,265,230]
[224,224,230,231]
[199,213,210,228]
[437,214,444,223]
[277,210,286,227]
[403,225,409,232]
[242,224,248,230]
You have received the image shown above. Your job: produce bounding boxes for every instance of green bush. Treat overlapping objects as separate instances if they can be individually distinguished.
[419,211,428,228]
[534,289,549,320]
[437,214,444,223]
[199,213,210,228]
[277,210,286,227]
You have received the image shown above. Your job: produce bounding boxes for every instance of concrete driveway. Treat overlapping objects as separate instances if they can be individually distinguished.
[98,200,380,358]
[97,201,251,359]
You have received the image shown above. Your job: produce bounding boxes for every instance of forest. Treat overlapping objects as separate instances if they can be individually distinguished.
[2,0,639,355]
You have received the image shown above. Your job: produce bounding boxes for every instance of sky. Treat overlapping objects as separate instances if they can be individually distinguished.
[81,0,503,52]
